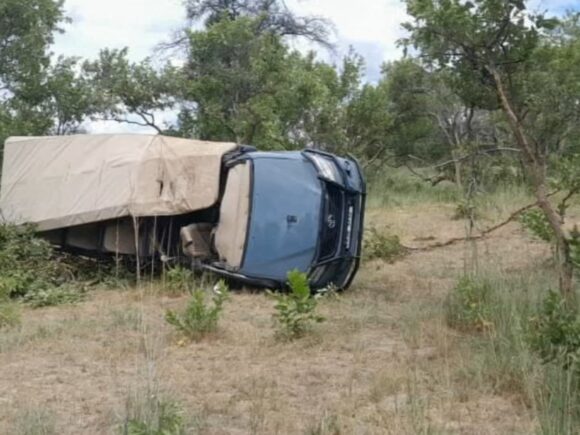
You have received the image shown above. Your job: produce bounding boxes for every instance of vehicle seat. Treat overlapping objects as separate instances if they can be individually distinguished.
[180,223,213,259]
[214,162,251,269]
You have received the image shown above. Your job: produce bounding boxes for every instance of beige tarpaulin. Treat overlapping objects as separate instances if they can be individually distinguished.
[0,134,237,231]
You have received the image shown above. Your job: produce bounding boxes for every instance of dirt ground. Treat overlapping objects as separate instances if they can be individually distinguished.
[0,202,551,434]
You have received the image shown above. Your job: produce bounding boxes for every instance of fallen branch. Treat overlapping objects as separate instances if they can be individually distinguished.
[404,191,559,252]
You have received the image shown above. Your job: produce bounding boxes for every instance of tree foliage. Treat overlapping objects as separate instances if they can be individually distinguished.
[1,0,580,202]
[183,0,332,47]
[402,0,580,296]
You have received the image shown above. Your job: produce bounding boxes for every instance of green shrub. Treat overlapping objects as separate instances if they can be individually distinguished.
[529,290,580,371]
[363,227,406,263]
[445,276,494,333]
[0,224,58,297]
[22,285,85,308]
[0,224,87,307]
[165,280,229,341]
[520,209,554,243]
[122,394,185,435]
[270,270,324,340]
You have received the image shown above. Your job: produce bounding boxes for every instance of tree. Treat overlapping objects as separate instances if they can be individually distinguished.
[0,0,68,147]
[0,0,66,94]
[173,17,359,150]
[82,49,180,133]
[0,0,100,150]
[166,0,332,51]
[41,57,98,135]
[403,0,580,297]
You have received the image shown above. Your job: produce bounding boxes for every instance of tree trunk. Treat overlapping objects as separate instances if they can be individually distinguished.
[452,149,463,189]
[489,66,575,298]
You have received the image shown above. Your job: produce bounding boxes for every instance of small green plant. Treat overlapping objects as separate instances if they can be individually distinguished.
[163,266,195,296]
[165,280,229,341]
[270,270,324,340]
[529,290,580,371]
[122,394,185,435]
[363,227,406,263]
[445,276,494,333]
[520,208,554,243]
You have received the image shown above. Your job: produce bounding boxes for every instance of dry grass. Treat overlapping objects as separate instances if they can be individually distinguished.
[0,189,558,434]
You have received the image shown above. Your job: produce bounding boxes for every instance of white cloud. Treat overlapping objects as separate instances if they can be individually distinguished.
[53,0,185,62]
[287,0,409,81]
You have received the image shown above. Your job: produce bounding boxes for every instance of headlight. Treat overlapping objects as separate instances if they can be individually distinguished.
[308,154,342,184]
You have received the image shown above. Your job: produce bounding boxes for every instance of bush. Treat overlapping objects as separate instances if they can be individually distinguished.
[122,394,185,435]
[445,276,494,333]
[0,224,59,297]
[520,209,554,243]
[0,224,87,307]
[529,290,580,371]
[22,285,85,308]
[270,270,324,340]
[363,227,406,263]
[165,280,229,341]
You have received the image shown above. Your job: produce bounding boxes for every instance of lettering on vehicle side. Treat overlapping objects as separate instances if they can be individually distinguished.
[345,205,354,250]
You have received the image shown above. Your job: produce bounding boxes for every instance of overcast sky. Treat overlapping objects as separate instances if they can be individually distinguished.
[51,0,579,133]
[52,0,413,81]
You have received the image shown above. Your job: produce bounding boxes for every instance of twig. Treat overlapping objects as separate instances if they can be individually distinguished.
[404,191,559,252]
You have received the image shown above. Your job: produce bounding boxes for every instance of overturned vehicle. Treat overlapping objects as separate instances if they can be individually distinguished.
[0,135,365,289]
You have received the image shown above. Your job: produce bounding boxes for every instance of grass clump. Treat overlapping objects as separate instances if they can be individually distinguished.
[363,227,406,263]
[163,266,195,296]
[445,268,580,431]
[445,276,494,333]
[367,167,461,208]
[0,274,20,329]
[13,407,57,435]
[0,301,20,329]
[270,270,324,340]
[165,280,229,341]
[121,393,186,435]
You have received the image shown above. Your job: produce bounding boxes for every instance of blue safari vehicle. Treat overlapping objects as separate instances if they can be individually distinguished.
[0,135,365,290]
[203,147,366,290]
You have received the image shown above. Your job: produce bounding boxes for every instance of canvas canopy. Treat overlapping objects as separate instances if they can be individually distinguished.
[0,134,237,231]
